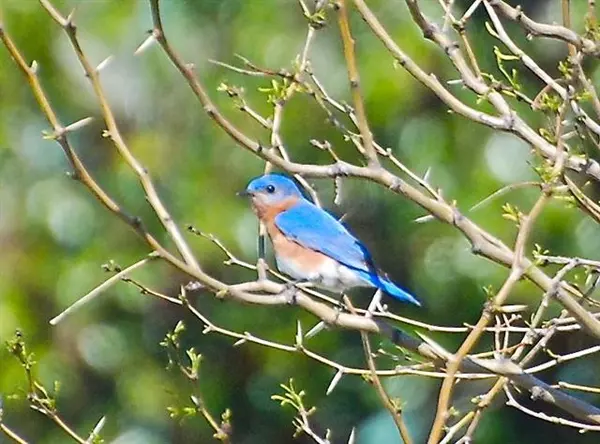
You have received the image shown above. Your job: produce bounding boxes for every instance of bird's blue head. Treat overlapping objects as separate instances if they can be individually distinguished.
[241,174,304,215]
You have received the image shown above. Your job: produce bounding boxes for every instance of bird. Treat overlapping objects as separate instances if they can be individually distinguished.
[239,173,421,306]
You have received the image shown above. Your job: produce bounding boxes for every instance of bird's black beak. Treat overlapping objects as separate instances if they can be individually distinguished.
[237,190,252,197]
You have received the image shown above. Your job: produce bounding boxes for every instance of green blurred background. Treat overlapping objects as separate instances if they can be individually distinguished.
[1,0,599,443]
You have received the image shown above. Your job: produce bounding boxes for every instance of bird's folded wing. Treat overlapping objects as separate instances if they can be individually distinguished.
[274,201,374,274]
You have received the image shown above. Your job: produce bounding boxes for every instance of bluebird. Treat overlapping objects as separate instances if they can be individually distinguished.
[240,173,421,306]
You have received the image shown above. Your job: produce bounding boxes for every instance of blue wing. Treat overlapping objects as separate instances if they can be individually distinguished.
[274,201,421,306]
[274,201,374,274]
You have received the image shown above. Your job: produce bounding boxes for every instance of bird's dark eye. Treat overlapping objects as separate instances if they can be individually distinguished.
[266,185,276,194]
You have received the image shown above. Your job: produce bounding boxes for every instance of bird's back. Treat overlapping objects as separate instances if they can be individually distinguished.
[274,200,376,275]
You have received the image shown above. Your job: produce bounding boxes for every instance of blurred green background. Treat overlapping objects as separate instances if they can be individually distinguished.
[1,0,600,443]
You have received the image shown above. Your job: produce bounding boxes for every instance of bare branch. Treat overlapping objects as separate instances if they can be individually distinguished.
[39,0,202,272]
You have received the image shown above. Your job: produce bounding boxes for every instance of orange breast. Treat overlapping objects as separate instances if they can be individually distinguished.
[253,196,298,222]
[266,221,329,275]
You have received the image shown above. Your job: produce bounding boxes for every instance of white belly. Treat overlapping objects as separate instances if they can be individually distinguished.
[275,253,371,292]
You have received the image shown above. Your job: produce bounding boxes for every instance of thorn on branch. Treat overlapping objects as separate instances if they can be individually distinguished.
[95,55,113,73]
[305,321,328,339]
[135,32,157,56]
[414,214,435,224]
[64,116,94,133]
[184,281,204,292]
[66,8,77,27]
[233,336,248,347]
[65,171,80,181]
[326,370,344,395]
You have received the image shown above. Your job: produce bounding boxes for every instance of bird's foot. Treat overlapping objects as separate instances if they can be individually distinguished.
[281,280,307,305]
[332,293,349,324]
[336,292,348,311]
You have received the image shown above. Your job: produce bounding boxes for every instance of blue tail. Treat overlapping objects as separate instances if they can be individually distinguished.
[376,276,421,306]
[353,269,421,306]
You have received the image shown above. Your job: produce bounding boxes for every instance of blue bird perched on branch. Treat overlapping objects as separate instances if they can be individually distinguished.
[239,173,421,306]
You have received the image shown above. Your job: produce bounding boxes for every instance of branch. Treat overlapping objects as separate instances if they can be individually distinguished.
[346,298,412,443]
[489,0,600,55]
[399,330,600,428]
[145,0,600,340]
[49,255,157,325]
[504,385,600,432]
[428,191,550,443]
[336,0,379,167]
[483,0,600,137]
[156,281,600,431]
[0,422,28,444]
[39,0,202,272]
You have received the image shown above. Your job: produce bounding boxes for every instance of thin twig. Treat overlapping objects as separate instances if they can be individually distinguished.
[346,297,412,443]
[50,255,156,325]
[336,0,379,167]
[0,423,29,444]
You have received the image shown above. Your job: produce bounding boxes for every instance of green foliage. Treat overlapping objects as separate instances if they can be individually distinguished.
[160,321,201,381]
[258,78,294,105]
[4,331,98,442]
[501,202,523,226]
[272,379,314,415]
[272,379,329,440]
[493,46,521,92]
[6,331,58,414]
